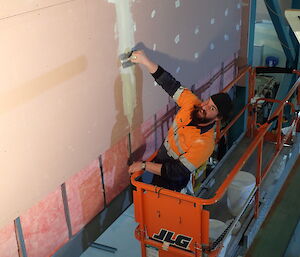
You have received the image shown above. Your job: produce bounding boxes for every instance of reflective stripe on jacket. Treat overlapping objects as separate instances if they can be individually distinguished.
[164,87,215,172]
[151,65,215,191]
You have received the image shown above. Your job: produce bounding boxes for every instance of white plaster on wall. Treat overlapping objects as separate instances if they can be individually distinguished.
[236,24,240,31]
[114,23,118,39]
[176,66,181,73]
[194,26,200,35]
[174,34,180,44]
[194,52,199,59]
[224,34,229,40]
[153,43,157,51]
[225,8,229,16]
[107,0,136,128]
[210,43,215,50]
[237,2,241,9]
[151,9,156,18]
[175,0,180,8]
[210,18,215,24]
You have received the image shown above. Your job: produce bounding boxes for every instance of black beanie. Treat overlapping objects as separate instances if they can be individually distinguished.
[211,92,233,120]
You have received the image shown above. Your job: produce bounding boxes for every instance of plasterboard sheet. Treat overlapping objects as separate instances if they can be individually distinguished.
[131,0,241,118]
[0,0,242,229]
[0,0,118,228]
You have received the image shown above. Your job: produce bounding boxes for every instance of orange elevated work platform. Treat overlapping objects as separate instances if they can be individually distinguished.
[131,67,300,257]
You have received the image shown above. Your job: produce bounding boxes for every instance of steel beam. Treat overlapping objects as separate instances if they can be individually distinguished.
[248,0,257,66]
[264,0,298,68]
[292,0,300,9]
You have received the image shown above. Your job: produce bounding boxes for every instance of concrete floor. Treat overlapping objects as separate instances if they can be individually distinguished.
[80,204,140,257]
[246,157,300,257]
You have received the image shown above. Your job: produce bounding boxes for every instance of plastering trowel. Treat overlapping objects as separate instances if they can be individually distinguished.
[119,50,136,68]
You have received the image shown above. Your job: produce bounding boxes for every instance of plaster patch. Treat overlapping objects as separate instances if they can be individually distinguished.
[153,43,157,51]
[121,69,136,127]
[210,43,215,50]
[194,26,200,35]
[236,24,240,31]
[176,66,181,73]
[175,0,180,8]
[151,9,156,18]
[225,8,229,16]
[108,0,136,127]
[237,2,241,9]
[224,34,229,41]
[210,18,215,25]
[194,52,199,59]
[174,34,180,44]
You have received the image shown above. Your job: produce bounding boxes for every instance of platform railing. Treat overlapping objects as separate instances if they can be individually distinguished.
[204,73,299,206]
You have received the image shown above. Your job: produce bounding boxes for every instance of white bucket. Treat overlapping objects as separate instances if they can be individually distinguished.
[209,219,231,257]
[227,171,256,216]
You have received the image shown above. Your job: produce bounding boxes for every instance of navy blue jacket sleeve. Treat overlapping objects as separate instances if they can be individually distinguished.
[151,66,182,98]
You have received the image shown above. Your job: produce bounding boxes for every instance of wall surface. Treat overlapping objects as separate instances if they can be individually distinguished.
[0,1,242,253]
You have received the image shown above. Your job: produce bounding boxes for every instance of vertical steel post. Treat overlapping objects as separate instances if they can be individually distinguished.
[255,139,263,218]
[264,0,297,67]
[247,0,257,66]
[247,68,256,137]
[276,110,283,151]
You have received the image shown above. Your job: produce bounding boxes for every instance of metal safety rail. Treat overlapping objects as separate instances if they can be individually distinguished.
[131,67,300,257]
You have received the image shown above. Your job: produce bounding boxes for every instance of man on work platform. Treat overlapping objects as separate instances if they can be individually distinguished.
[128,50,233,194]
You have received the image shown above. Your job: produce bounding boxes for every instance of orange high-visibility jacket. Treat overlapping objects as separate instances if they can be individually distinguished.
[164,87,215,173]
[151,66,215,191]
